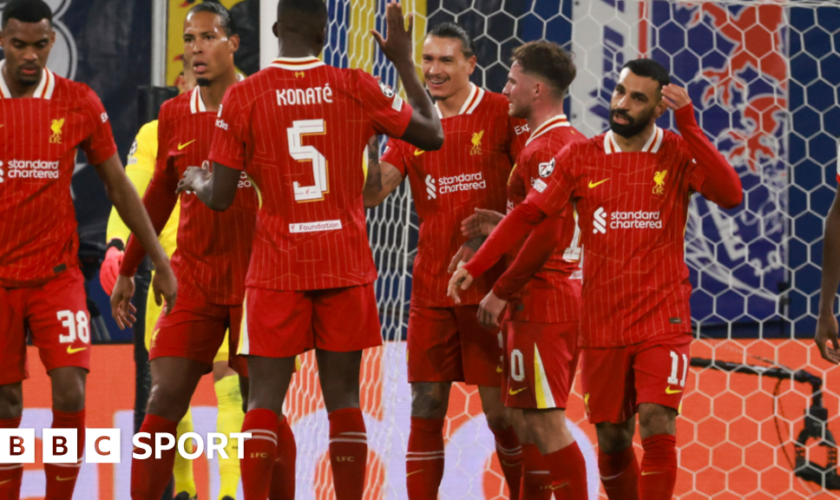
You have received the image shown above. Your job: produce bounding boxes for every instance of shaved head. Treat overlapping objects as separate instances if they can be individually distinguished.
[274,0,328,56]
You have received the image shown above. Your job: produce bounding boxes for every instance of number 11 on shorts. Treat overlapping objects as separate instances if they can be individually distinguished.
[667,351,688,388]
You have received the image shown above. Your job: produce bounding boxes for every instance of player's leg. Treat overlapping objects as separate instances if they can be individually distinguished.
[404,306,463,500]
[0,382,24,499]
[633,334,691,500]
[457,307,522,499]
[173,408,197,500]
[508,320,586,499]
[27,270,91,500]
[132,294,232,500]
[312,283,383,500]
[583,346,640,500]
[213,331,245,500]
[239,288,311,500]
[0,286,27,499]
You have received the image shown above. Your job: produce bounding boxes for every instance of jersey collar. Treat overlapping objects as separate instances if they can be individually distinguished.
[604,126,663,154]
[0,60,56,100]
[434,83,485,118]
[524,114,570,147]
[270,57,325,71]
[190,73,245,114]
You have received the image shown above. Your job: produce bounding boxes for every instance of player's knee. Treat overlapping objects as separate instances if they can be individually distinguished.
[596,421,635,454]
[0,383,23,419]
[146,382,190,421]
[484,406,510,431]
[410,383,450,419]
[638,403,676,438]
[49,368,86,412]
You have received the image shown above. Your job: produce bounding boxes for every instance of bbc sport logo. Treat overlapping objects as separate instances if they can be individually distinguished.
[0,429,252,463]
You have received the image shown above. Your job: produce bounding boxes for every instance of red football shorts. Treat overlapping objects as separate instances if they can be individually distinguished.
[581,332,692,424]
[0,268,91,384]
[407,305,502,387]
[240,283,382,358]
[150,290,248,376]
[504,320,579,409]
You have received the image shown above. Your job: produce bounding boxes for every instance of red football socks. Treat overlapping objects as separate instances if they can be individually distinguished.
[639,434,677,500]
[491,425,523,500]
[242,409,279,500]
[44,409,85,500]
[328,408,368,500]
[598,445,640,500]
[130,414,178,500]
[543,441,588,500]
[406,417,446,500]
[0,417,23,500]
[269,415,296,500]
[519,443,551,500]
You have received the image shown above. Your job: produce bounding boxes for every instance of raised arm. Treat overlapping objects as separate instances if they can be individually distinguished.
[372,2,443,151]
[363,136,405,208]
[177,162,241,211]
[664,85,743,209]
[817,188,840,364]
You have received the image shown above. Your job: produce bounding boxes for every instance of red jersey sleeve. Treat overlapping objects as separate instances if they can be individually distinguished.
[492,217,563,300]
[525,144,576,219]
[356,71,413,139]
[79,88,118,165]
[463,202,546,279]
[677,104,743,209]
[208,85,250,171]
[380,138,409,176]
[119,112,180,277]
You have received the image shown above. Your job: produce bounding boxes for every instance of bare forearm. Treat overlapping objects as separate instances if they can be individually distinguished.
[394,60,434,123]
[820,196,840,315]
[364,161,403,208]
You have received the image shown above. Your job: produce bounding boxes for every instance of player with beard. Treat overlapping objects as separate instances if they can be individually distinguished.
[178,1,443,499]
[0,1,177,499]
[108,5,285,500]
[454,41,589,499]
[449,59,743,500]
[363,22,528,500]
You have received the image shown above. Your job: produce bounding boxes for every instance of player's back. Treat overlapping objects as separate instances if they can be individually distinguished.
[209,57,413,291]
[0,66,116,286]
[159,90,258,304]
[507,117,585,323]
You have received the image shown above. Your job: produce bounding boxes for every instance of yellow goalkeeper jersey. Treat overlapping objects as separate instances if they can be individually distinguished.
[106,120,180,258]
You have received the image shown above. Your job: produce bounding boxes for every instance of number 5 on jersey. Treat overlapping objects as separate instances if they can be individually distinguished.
[288,119,328,202]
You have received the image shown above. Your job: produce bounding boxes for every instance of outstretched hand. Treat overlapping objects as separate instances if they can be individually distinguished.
[371,2,414,66]
[447,267,474,305]
[661,84,691,110]
[816,312,840,364]
[461,208,504,239]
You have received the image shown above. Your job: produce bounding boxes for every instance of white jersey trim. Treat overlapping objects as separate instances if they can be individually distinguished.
[434,83,485,118]
[524,114,570,147]
[604,126,663,154]
[190,74,244,114]
[270,57,325,71]
[0,60,55,100]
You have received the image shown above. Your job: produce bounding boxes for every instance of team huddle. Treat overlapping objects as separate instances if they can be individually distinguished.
[0,0,743,499]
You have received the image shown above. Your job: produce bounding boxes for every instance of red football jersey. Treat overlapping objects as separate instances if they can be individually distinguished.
[503,115,585,323]
[380,86,528,307]
[528,125,703,347]
[0,63,117,287]
[209,57,413,291]
[122,87,259,304]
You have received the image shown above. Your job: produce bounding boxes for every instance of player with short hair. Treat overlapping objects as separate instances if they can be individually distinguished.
[177,1,443,499]
[107,5,288,500]
[450,58,743,500]
[363,21,528,500]
[0,0,176,498]
[456,40,589,498]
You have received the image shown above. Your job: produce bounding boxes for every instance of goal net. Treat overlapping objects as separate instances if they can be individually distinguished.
[279,1,840,499]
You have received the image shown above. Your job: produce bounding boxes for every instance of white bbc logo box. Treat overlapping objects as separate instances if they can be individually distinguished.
[0,427,119,464]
